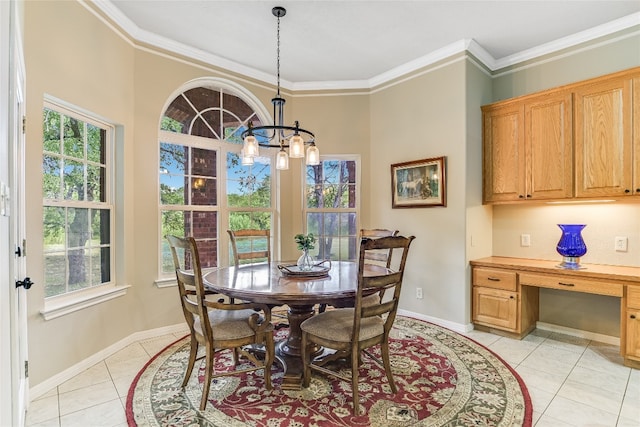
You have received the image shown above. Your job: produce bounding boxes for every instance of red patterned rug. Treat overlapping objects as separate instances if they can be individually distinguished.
[127,316,532,426]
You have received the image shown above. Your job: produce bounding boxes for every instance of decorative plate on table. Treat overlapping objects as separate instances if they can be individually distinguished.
[277,260,331,278]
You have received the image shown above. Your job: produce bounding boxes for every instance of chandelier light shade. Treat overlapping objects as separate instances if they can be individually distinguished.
[241,6,320,170]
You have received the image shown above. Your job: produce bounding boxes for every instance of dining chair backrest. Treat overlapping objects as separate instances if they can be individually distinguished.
[354,235,415,338]
[360,228,399,268]
[166,235,211,339]
[228,229,271,267]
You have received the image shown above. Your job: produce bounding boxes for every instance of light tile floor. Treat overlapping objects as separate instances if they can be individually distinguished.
[25,328,640,426]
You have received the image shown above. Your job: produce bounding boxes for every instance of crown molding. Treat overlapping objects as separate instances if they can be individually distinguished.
[89,1,639,91]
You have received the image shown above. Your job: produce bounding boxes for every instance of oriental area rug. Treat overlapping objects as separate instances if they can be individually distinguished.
[127,316,532,426]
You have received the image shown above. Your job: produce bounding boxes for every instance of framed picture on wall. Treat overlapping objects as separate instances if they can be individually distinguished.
[391,156,446,208]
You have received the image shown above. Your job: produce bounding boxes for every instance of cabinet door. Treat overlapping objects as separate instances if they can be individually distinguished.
[473,287,518,331]
[482,103,526,202]
[575,77,633,197]
[626,308,640,361]
[525,92,573,199]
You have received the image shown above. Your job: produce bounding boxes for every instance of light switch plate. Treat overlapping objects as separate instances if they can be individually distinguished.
[615,236,628,252]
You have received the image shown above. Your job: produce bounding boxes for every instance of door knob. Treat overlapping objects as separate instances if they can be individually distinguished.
[16,277,34,290]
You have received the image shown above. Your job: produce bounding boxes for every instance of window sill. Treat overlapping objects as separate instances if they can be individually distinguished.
[154,277,176,288]
[40,284,131,320]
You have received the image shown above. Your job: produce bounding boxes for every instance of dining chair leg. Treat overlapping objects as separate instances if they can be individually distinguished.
[182,337,199,389]
[301,332,311,388]
[351,347,361,415]
[263,334,274,390]
[381,340,397,394]
[200,345,215,411]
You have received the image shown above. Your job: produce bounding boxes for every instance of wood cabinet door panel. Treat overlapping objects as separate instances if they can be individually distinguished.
[473,287,518,331]
[628,286,640,309]
[525,92,573,199]
[634,77,640,196]
[626,308,640,360]
[483,104,526,202]
[575,78,633,197]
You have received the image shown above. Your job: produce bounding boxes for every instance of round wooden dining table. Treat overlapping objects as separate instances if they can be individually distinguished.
[203,260,386,390]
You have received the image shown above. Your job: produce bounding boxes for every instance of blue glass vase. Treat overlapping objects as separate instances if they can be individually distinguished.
[556,224,587,269]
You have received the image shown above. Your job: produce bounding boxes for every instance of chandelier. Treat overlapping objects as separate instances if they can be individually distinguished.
[241,6,319,170]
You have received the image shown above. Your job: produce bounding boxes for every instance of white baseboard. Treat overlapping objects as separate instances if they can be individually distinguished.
[535,321,619,346]
[29,323,188,400]
[397,309,473,334]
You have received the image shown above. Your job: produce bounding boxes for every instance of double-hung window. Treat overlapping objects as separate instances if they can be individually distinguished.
[303,157,359,261]
[42,102,113,298]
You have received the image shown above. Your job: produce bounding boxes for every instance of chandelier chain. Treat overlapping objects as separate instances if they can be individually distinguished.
[276,12,281,96]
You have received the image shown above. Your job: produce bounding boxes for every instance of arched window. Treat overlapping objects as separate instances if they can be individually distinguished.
[158,79,275,275]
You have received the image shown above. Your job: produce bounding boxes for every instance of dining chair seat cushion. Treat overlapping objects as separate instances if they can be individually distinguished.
[194,309,273,340]
[301,308,384,343]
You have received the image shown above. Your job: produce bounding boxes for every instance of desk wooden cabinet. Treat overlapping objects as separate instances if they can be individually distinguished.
[470,257,640,368]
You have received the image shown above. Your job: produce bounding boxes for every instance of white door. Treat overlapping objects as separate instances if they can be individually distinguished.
[0,0,29,424]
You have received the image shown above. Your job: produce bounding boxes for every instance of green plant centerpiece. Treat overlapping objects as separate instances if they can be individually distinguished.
[294,233,316,271]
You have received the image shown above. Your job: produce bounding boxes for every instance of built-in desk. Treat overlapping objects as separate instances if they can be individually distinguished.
[470,256,640,368]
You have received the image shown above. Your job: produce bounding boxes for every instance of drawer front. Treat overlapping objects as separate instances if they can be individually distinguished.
[519,273,623,297]
[473,267,517,291]
[629,287,640,309]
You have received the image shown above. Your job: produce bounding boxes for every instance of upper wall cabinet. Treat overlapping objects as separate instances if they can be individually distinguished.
[574,76,634,197]
[482,67,640,204]
[483,91,573,203]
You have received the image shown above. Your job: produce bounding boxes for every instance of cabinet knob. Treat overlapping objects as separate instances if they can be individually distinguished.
[526,194,532,198]
[625,189,630,193]
[518,195,524,199]
[636,188,640,193]
[632,314,637,319]
[510,296,515,299]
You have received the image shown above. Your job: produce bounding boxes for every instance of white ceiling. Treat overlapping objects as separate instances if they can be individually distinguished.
[95,1,640,90]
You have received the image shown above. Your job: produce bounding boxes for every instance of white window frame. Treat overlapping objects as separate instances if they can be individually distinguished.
[41,98,127,320]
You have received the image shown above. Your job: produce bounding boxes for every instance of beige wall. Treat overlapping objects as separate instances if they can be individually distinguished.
[369,58,471,324]
[489,32,640,336]
[24,1,137,385]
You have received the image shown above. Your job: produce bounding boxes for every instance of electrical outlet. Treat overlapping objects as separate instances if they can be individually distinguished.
[615,236,628,252]
[416,287,423,299]
[520,234,531,247]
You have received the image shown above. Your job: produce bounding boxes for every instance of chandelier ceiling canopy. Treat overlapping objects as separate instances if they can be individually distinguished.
[241,6,319,170]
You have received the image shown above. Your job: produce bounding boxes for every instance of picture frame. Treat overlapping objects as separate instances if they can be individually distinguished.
[391,156,446,208]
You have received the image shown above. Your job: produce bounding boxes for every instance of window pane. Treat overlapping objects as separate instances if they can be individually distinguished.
[227,153,271,208]
[191,148,216,177]
[192,211,217,240]
[63,159,85,201]
[161,210,186,239]
[63,116,84,159]
[91,209,110,245]
[191,177,217,206]
[229,212,271,231]
[160,174,185,205]
[160,142,187,175]
[68,248,89,291]
[43,108,61,153]
[87,164,104,202]
[43,206,66,249]
[87,124,105,163]
[67,208,89,248]
[44,252,66,297]
[43,155,61,199]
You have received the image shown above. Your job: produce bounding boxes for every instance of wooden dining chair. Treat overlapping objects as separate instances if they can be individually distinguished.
[166,235,275,410]
[300,234,415,415]
[318,228,399,313]
[227,229,271,267]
